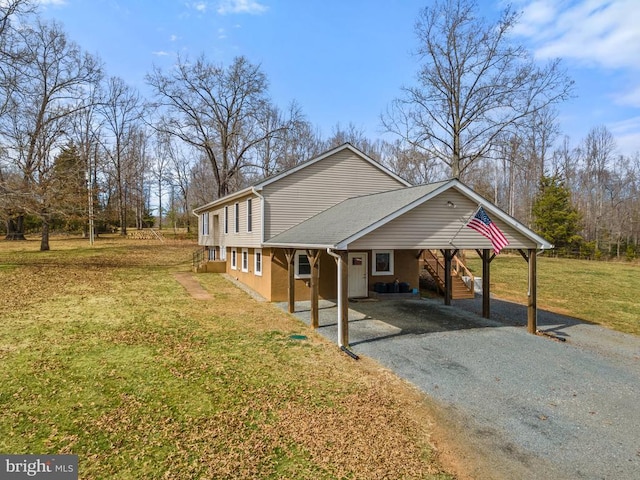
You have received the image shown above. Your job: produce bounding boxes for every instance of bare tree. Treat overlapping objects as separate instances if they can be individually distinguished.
[0,20,101,247]
[98,76,146,235]
[578,125,617,250]
[382,0,573,179]
[147,55,283,198]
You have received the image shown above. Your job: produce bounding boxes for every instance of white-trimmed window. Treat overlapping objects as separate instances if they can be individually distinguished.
[220,246,227,260]
[231,248,237,270]
[241,248,249,272]
[234,203,239,233]
[201,213,209,235]
[207,248,216,261]
[254,249,262,276]
[224,206,229,234]
[295,251,312,279]
[372,250,394,276]
[247,198,253,232]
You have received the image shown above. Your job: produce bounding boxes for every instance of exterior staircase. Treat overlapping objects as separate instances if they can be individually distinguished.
[422,250,475,299]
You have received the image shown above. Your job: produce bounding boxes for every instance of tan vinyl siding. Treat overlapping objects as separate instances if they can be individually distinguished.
[262,149,407,240]
[350,190,535,250]
[199,208,223,247]
[199,211,213,246]
[200,194,262,248]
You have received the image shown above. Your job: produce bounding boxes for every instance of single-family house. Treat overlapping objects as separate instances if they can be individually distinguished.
[194,143,552,347]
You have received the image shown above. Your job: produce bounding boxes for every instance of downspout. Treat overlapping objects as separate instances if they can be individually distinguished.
[326,248,344,347]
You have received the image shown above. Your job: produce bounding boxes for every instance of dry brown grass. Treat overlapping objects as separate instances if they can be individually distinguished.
[0,235,455,479]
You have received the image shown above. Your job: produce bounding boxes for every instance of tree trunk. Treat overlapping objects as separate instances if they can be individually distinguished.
[40,217,50,251]
[5,215,26,240]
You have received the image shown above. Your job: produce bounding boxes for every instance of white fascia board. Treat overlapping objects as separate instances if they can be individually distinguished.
[254,143,412,190]
[343,144,413,187]
[451,181,554,250]
[335,181,456,249]
[193,186,254,214]
[263,242,335,249]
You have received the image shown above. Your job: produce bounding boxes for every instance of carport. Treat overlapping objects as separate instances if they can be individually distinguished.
[266,179,552,347]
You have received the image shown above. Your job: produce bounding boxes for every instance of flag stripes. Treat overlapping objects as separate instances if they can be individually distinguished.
[466,206,509,254]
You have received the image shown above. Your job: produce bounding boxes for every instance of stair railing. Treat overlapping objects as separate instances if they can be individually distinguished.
[192,247,206,270]
[452,253,475,295]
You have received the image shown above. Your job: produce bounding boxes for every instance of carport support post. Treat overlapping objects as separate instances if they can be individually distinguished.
[482,249,494,319]
[306,249,321,329]
[284,249,295,313]
[527,248,537,334]
[336,251,349,347]
[443,249,453,306]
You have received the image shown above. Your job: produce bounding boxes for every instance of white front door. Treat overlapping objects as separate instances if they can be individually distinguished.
[348,252,368,298]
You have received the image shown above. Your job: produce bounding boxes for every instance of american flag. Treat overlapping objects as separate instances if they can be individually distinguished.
[466,206,509,254]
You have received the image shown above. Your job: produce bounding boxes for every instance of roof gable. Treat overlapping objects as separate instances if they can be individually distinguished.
[193,143,410,214]
[254,143,411,190]
[265,179,552,250]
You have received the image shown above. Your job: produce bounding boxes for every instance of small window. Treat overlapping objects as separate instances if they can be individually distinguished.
[372,250,394,276]
[247,198,253,232]
[234,203,239,233]
[231,248,237,270]
[201,213,209,235]
[220,246,227,260]
[241,248,249,272]
[254,249,262,276]
[294,251,317,279]
[224,206,229,234]
[208,248,216,261]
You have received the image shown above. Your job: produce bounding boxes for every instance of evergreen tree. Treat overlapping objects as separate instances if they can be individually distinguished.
[533,175,582,256]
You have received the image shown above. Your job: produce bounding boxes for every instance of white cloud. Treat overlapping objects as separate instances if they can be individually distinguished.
[35,0,67,5]
[613,84,640,108]
[170,34,178,42]
[218,28,227,39]
[515,0,640,70]
[610,116,640,154]
[193,2,208,13]
[217,0,268,15]
[152,51,171,57]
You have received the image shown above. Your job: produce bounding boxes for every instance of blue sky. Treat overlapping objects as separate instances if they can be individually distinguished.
[37,0,640,157]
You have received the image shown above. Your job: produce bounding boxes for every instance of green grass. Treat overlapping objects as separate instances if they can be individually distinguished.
[0,236,453,479]
[466,253,640,335]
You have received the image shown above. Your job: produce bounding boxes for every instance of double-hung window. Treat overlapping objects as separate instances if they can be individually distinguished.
[234,203,239,233]
[241,248,249,272]
[254,249,262,276]
[372,250,394,275]
[201,213,209,235]
[231,248,237,270]
[295,251,314,279]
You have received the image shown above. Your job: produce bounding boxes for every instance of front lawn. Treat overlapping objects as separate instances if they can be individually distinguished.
[0,236,453,479]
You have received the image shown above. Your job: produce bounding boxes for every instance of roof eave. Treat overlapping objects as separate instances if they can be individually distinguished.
[263,242,336,249]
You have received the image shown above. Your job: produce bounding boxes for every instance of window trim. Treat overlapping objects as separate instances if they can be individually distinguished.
[201,212,209,235]
[294,250,317,279]
[372,249,394,276]
[247,198,253,233]
[230,248,237,270]
[234,202,239,233]
[241,248,249,272]
[254,248,262,276]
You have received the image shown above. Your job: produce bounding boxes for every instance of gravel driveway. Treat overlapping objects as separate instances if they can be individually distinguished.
[281,296,640,480]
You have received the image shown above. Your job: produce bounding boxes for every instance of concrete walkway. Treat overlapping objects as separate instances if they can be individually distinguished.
[277,296,640,480]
